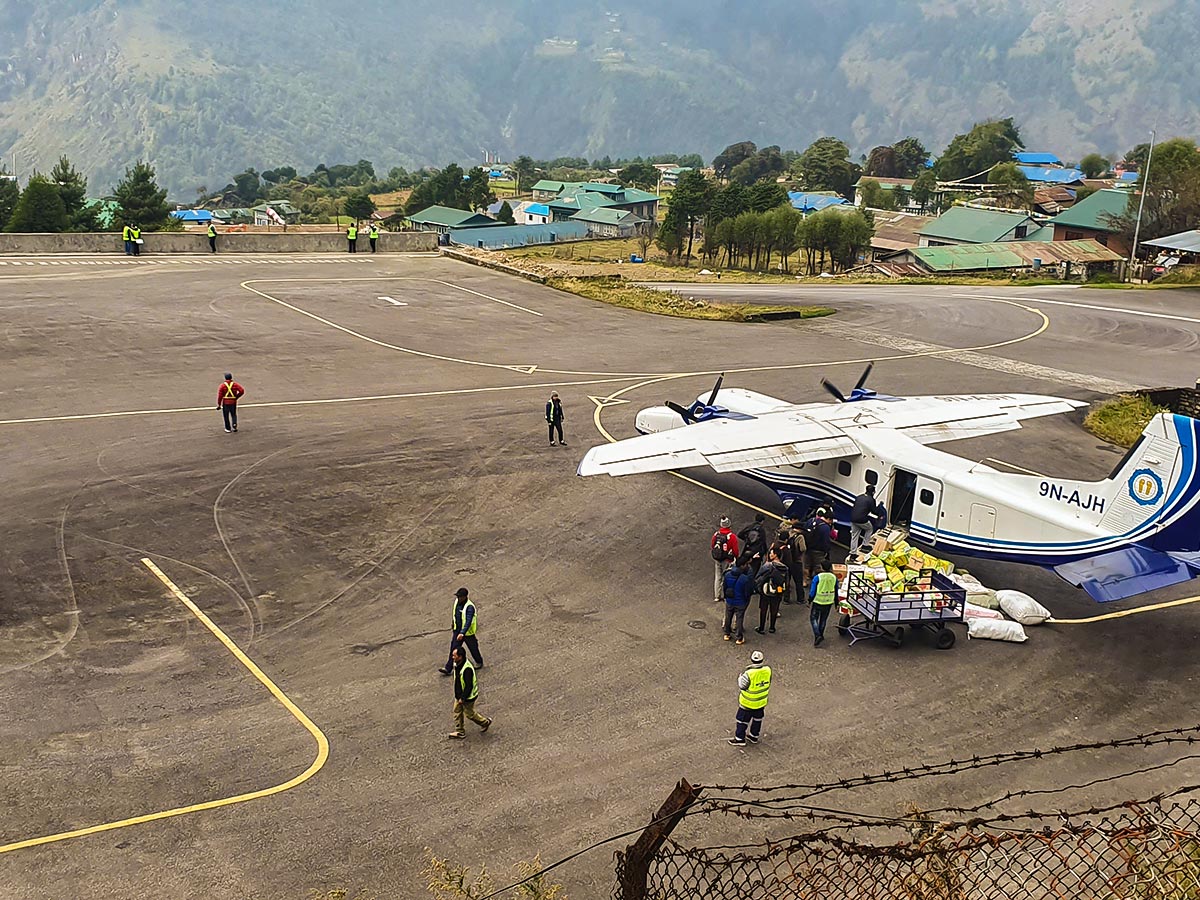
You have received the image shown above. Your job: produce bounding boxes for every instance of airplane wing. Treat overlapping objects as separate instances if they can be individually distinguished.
[578,412,860,477]
[823,394,1087,445]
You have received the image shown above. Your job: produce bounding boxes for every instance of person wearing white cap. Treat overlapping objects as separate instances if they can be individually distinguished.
[730,650,771,746]
[710,515,739,603]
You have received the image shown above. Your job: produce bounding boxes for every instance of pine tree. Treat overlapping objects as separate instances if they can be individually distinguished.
[5,175,69,232]
[114,161,171,230]
[0,170,18,230]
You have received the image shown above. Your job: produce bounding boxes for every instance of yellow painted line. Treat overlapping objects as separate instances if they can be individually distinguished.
[0,376,645,426]
[1051,594,1200,624]
[0,559,329,855]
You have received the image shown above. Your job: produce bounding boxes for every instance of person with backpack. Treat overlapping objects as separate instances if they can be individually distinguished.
[722,555,754,645]
[786,519,807,603]
[737,513,769,576]
[768,527,794,603]
[803,509,833,594]
[754,549,788,634]
[710,516,739,603]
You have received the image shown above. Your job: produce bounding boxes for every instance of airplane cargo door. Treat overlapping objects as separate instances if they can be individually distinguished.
[914,476,943,543]
[969,504,997,540]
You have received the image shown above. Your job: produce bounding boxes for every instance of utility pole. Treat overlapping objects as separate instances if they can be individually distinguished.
[1128,129,1157,282]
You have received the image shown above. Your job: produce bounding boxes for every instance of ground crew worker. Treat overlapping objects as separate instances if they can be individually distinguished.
[368,223,379,253]
[122,223,133,255]
[546,391,565,446]
[207,222,218,253]
[346,222,358,253]
[448,645,491,740]
[729,650,771,746]
[130,224,142,256]
[439,586,483,675]
[809,560,839,646]
[216,372,245,433]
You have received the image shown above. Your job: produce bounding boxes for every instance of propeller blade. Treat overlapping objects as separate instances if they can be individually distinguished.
[665,400,693,422]
[707,373,725,407]
[821,379,847,403]
[854,362,874,392]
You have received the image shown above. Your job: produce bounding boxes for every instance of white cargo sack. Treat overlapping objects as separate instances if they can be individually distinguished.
[967,617,1028,642]
[996,590,1052,625]
[964,602,1004,620]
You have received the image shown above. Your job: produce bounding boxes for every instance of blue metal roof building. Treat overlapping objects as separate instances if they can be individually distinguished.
[1016,165,1085,184]
[1013,151,1064,166]
[788,191,849,213]
[448,221,589,250]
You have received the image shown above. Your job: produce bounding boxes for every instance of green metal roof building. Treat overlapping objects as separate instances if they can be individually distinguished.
[1048,188,1133,254]
[919,207,1035,246]
[406,205,497,234]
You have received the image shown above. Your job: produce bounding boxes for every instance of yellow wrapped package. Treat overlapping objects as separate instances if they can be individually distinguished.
[891,552,910,569]
[893,539,912,554]
[908,549,926,567]
[866,555,885,569]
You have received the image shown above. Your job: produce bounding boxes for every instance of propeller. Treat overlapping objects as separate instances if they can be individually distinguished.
[666,374,726,424]
[822,363,876,403]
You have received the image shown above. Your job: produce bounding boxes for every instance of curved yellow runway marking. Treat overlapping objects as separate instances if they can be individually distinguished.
[0,559,329,855]
[1051,594,1200,624]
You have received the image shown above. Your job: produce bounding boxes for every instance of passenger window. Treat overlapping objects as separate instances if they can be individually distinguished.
[865,469,879,486]
[919,489,935,506]
[838,460,852,477]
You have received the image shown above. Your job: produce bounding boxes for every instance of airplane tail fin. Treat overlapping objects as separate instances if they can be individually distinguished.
[1053,413,1200,601]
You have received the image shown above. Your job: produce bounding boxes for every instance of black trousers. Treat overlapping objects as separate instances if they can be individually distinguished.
[221,404,238,430]
[348,239,357,253]
[548,421,564,443]
[209,236,217,253]
[758,592,781,631]
[369,238,377,253]
[446,634,483,668]
[131,241,140,256]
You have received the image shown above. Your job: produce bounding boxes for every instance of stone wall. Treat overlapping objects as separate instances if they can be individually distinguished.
[1143,387,1200,418]
[0,231,438,255]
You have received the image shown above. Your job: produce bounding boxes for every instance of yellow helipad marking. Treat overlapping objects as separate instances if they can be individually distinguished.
[0,559,329,855]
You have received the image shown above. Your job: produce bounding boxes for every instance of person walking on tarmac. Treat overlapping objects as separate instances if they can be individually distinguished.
[809,560,839,646]
[217,372,245,433]
[711,516,739,603]
[729,650,771,745]
[368,223,379,253]
[207,222,218,253]
[448,645,492,739]
[722,554,754,645]
[439,587,483,675]
[122,223,134,255]
[130,223,142,256]
[546,391,566,446]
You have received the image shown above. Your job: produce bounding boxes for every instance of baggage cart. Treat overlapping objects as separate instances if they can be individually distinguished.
[836,570,965,649]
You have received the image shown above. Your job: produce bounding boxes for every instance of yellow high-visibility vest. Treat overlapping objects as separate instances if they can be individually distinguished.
[739,665,772,710]
[454,598,477,636]
[814,571,837,606]
[458,659,479,702]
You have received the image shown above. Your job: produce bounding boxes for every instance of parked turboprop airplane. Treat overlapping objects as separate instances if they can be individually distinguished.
[578,367,1200,602]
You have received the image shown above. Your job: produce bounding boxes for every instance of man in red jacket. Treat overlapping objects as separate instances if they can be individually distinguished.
[217,373,245,433]
[711,515,740,603]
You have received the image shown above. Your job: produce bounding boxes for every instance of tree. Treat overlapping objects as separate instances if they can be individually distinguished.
[729,146,786,186]
[864,146,899,178]
[910,170,937,213]
[935,118,1023,182]
[796,137,859,197]
[706,182,749,227]
[343,190,377,223]
[892,137,930,178]
[1079,153,1110,179]
[655,206,684,262]
[857,178,886,209]
[669,169,713,265]
[1111,137,1200,242]
[114,161,171,229]
[1123,142,1151,171]
[0,170,20,230]
[636,220,657,260]
[513,155,539,193]
[232,168,262,203]
[497,200,515,225]
[5,175,69,232]
[747,180,787,213]
[712,141,757,180]
[464,166,495,211]
[618,162,659,190]
[50,156,99,231]
[987,162,1034,208]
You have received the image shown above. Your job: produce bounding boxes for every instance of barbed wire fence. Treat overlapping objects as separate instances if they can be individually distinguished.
[606,724,1200,900]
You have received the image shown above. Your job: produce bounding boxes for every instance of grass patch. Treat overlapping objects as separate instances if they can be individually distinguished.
[1084,266,1200,290]
[1083,394,1166,447]
[547,277,834,322]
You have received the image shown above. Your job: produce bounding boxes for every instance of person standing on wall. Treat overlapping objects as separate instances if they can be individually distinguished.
[546,391,566,446]
[346,222,358,253]
[216,372,245,433]
[368,223,379,253]
[207,222,218,253]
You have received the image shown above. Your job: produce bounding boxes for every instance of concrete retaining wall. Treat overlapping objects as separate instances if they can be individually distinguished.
[0,231,438,255]
[441,247,548,283]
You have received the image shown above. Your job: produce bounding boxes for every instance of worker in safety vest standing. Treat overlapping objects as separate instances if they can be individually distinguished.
[439,587,484,675]
[130,224,142,256]
[122,223,134,255]
[368,224,379,253]
[216,372,245,433]
[448,645,491,739]
[207,222,218,253]
[729,650,771,746]
[808,560,839,646]
[346,222,358,253]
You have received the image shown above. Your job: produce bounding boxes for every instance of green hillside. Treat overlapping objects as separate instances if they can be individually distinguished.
[0,0,1196,195]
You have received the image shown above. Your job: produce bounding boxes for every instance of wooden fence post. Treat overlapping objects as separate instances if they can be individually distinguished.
[618,778,703,900]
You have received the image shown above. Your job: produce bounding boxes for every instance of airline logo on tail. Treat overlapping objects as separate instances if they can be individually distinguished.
[1128,469,1164,506]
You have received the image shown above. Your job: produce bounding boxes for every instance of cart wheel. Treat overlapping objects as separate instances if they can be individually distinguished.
[935,628,956,650]
[837,613,851,636]
[891,626,905,648]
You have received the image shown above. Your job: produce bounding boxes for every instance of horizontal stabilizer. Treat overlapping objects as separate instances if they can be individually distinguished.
[1053,546,1196,603]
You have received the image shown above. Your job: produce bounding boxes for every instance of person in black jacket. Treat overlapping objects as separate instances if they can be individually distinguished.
[803,510,833,592]
[546,391,566,446]
[738,513,769,576]
[754,549,788,634]
[850,485,878,555]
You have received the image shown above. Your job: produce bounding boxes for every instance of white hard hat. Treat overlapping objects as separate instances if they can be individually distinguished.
[750,651,764,664]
